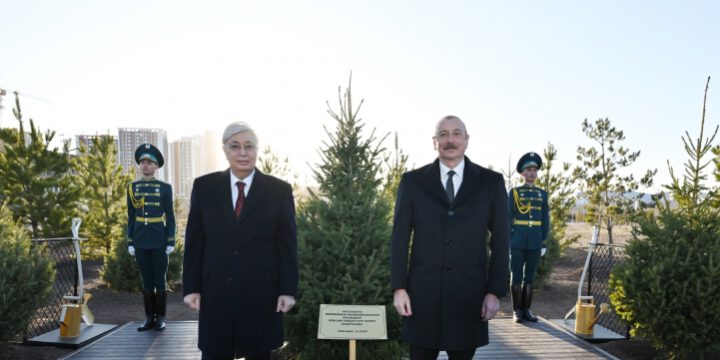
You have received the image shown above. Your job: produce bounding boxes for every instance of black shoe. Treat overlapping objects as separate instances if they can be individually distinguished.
[523,309,538,322]
[154,315,166,331]
[512,310,524,323]
[155,290,167,331]
[521,284,538,322]
[137,316,156,331]
[511,284,523,322]
[138,290,156,331]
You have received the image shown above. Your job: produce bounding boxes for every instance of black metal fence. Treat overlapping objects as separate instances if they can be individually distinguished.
[25,238,79,340]
[586,243,630,337]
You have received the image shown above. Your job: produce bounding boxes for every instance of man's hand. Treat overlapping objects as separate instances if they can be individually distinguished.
[276,295,296,313]
[128,246,135,256]
[393,289,413,316]
[166,246,175,255]
[541,247,547,257]
[184,293,201,311]
[481,293,500,321]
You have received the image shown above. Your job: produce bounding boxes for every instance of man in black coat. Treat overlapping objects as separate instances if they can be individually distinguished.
[183,122,298,360]
[390,115,510,360]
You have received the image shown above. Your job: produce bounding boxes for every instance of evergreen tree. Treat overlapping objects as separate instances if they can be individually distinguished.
[285,80,403,359]
[381,132,408,206]
[258,144,299,192]
[0,202,55,353]
[610,77,720,359]
[573,118,655,243]
[501,154,521,191]
[534,143,579,286]
[72,135,134,258]
[0,93,78,238]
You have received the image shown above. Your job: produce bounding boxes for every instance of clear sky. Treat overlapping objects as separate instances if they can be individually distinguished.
[1,0,719,190]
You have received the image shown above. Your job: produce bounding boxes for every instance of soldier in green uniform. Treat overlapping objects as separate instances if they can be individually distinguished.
[127,143,176,331]
[508,152,549,323]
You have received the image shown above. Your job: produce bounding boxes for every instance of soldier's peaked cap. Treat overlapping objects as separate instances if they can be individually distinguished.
[134,143,164,168]
[517,152,542,173]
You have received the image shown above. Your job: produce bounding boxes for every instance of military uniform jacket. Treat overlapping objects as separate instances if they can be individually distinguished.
[390,157,510,351]
[507,184,549,249]
[127,178,176,249]
[183,169,298,357]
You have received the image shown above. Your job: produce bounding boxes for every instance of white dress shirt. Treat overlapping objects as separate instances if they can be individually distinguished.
[230,170,255,211]
[439,159,465,197]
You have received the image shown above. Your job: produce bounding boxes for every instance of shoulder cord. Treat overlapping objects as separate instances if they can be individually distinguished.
[513,188,532,215]
[128,183,145,209]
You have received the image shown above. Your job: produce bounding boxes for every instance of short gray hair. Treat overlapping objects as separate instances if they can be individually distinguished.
[222,122,257,145]
[435,115,467,137]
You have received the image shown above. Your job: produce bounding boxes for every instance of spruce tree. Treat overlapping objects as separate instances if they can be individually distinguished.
[72,135,133,258]
[610,77,720,359]
[258,144,299,192]
[573,118,655,243]
[0,203,54,352]
[0,93,79,238]
[381,132,408,206]
[285,80,404,359]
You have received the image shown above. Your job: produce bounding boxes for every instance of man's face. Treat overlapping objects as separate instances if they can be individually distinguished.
[521,166,538,184]
[433,118,469,164]
[139,159,158,177]
[224,131,257,177]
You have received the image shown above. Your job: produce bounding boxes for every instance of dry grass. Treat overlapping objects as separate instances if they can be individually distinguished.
[565,222,634,246]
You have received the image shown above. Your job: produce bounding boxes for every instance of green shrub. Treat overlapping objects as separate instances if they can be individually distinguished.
[0,204,55,353]
[609,207,720,359]
[610,77,720,359]
[100,233,184,292]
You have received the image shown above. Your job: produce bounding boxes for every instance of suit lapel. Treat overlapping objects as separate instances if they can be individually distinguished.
[219,169,236,225]
[236,169,264,225]
[422,159,451,206]
[454,157,484,207]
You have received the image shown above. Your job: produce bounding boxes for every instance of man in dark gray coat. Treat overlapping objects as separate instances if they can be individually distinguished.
[390,115,509,360]
[183,122,298,360]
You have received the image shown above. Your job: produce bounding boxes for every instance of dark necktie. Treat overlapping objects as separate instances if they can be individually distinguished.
[446,170,456,203]
[235,181,246,218]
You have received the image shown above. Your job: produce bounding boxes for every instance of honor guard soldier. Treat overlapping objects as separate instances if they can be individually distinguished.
[508,152,550,323]
[127,143,176,331]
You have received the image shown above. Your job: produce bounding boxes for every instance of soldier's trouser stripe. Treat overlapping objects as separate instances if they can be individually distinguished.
[134,248,168,291]
[510,247,542,285]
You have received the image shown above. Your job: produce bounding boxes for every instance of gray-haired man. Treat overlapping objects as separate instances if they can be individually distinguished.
[183,122,298,360]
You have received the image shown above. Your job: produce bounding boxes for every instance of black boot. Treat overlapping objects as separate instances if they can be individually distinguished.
[154,289,167,331]
[521,284,538,322]
[137,290,156,331]
[511,284,523,323]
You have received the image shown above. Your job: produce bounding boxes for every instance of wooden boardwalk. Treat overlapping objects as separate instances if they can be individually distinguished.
[443,317,619,359]
[62,318,618,359]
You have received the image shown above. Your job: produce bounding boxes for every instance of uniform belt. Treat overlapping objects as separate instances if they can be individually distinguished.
[136,216,165,224]
[513,219,542,226]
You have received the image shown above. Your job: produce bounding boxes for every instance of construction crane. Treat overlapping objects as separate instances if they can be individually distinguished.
[0,86,54,127]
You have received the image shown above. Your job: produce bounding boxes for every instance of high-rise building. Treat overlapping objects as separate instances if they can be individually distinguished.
[169,131,224,200]
[118,128,169,181]
[170,137,200,199]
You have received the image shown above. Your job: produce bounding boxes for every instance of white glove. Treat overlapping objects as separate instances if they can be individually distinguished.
[128,246,135,256]
[541,247,547,257]
[166,246,175,255]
